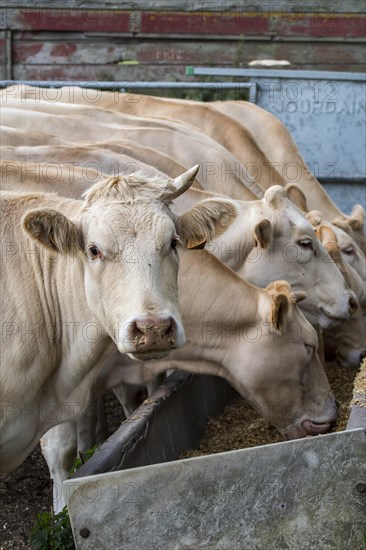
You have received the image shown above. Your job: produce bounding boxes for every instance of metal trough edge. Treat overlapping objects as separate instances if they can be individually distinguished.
[67,370,365,549]
[347,404,366,432]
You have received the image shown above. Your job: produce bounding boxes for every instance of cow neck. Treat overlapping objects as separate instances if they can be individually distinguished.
[177,248,260,351]
[30,196,111,357]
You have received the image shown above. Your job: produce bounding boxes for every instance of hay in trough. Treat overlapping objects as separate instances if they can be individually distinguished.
[182,360,361,458]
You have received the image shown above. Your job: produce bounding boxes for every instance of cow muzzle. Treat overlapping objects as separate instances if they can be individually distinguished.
[319,291,359,328]
[336,346,366,369]
[285,419,332,439]
[127,315,180,360]
[283,396,338,439]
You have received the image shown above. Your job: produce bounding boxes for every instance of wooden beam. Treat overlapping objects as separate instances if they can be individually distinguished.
[2,9,366,39]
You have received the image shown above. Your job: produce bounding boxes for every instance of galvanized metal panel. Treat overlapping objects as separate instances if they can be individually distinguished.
[190,67,366,80]
[255,77,366,180]
[65,429,366,550]
[322,183,366,218]
[347,405,366,431]
[190,68,366,180]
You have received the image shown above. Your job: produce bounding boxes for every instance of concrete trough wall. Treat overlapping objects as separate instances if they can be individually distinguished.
[65,372,366,549]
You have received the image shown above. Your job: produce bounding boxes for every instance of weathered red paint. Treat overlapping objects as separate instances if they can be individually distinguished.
[50,43,77,57]
[16,9,366,38]
[13,43,43,63]
[141,12,269,35]
[20,10,130,33]
[273,15,366,38]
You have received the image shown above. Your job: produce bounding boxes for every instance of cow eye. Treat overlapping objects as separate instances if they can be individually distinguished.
[170,238,178,251]
[87,244,102,260]
[298,239,313,250]
[343,246,355,256]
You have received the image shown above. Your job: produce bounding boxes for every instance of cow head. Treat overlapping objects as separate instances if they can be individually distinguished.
[231,280,338,439]
[313,223,366,368]
[225,186,357,329]
[22,167,237,360]
[319,217,366,285]
[286,184,366,254]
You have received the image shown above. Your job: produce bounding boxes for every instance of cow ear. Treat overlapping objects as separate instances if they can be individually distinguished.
[22,209,83,254]
[270,293,289,330]
[306,210,323,227]
[347,204,365,231]
[315,225,342,264]
[331,218,353,235]
[176,199,237,249]
[315,224,337,244]
[253,219,272,248]
[285,184,308,212]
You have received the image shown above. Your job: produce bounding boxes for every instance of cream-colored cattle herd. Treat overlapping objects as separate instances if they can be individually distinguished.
[1,158,356,330]
[43,250,337,512]
[1,166,245,472]
[0,86,364,514]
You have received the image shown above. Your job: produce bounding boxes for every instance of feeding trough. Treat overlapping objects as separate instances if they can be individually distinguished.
[64,369,366,549]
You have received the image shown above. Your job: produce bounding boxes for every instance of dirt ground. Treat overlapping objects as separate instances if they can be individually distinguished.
[0,394,126,549]
[0,445,51,549]
[0,361,360,548]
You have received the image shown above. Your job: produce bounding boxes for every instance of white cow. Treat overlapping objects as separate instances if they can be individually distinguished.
[1,167,239,473]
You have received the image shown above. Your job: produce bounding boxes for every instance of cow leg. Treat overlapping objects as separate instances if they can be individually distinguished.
[112,383,147,417]
[77,392,99,453]
[40,422,77,514]
[147,372,165,395]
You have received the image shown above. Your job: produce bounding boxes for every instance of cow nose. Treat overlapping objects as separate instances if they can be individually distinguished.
[135,316,173,335]
[129,315,177,351]
[349,293,359,315]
